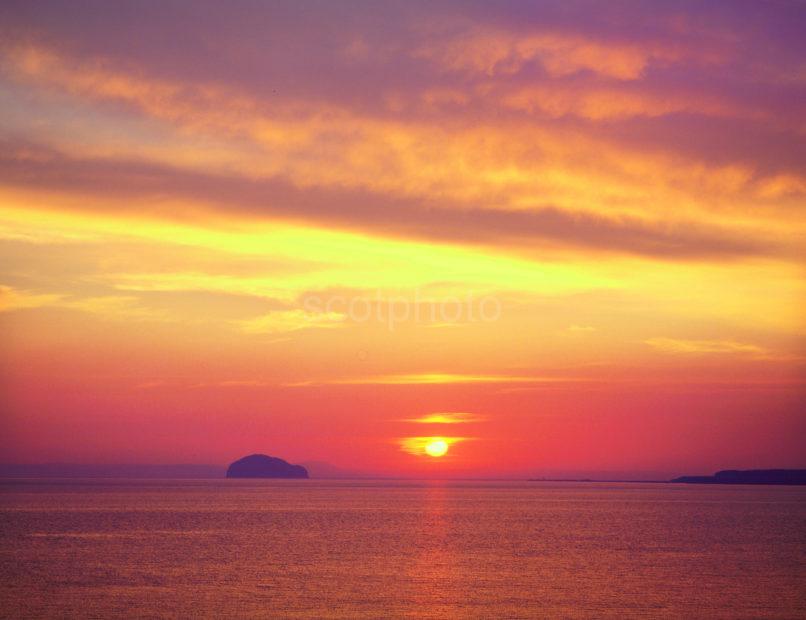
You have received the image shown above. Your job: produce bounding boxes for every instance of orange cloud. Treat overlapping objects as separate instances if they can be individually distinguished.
[5,40,800,247]
[501,85,745,121]
[286,373,587,386]
[412,28,686,80]
[0,285,62,312]
[641,337,798,362]
[403,412,487,424]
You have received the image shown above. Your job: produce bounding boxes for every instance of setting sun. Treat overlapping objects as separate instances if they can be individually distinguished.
[399,436,467,457]
[425,440,449,458]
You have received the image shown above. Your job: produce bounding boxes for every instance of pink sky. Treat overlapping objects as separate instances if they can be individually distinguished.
[0,1,804,476]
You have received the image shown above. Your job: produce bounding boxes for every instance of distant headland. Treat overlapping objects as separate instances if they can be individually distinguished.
[527,468,806,485]
[671,469,806,485]
[225,454,309,479]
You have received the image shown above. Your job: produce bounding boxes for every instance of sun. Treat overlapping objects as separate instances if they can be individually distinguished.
[424,439,449,457]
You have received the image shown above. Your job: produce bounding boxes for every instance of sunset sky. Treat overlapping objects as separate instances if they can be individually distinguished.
[1,1,804,477]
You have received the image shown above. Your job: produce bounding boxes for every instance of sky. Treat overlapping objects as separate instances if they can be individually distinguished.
[0,0,804,478]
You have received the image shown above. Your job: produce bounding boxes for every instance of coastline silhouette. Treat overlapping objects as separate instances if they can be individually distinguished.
[671,469,806,485]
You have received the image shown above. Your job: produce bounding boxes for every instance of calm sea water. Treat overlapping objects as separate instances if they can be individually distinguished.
[1,479,804,618]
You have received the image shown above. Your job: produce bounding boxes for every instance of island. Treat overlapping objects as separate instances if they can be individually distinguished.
[225,454,309,479]
[671,469,806,485]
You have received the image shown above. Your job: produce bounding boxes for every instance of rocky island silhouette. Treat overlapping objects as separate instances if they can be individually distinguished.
[226,454,309,479]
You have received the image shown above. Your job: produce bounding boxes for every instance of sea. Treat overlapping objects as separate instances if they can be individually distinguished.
[1,479,804,618]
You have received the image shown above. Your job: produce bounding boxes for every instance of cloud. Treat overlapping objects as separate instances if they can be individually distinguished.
[500,84,744,121]
[645,337,805,363]
[403,412,487,424]
[566,324,596,333]
[413,27,684,80]
[0,285,159,320]
[237,309,345,335]
[0,141,772,261]
[644,337,767,356]
[286,373,587,386]
[215,380,273,388]
[1,32,801,237]
[0,284,62,312]
[135,380,169,390]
